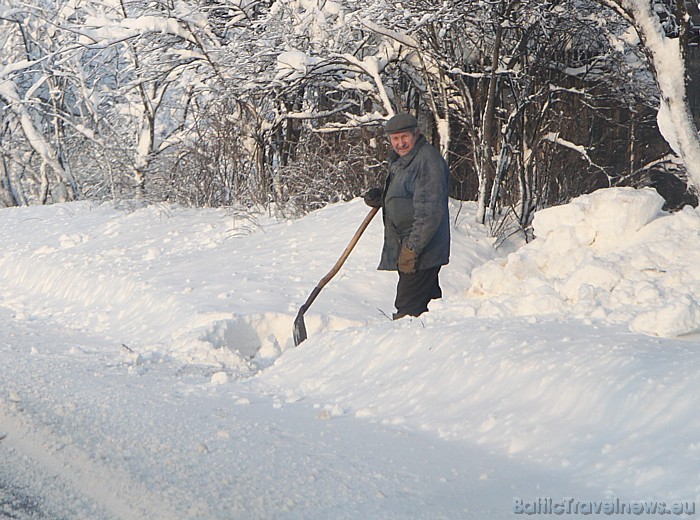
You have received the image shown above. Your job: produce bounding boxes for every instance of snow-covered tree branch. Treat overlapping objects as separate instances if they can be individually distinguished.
[0,0,697,218]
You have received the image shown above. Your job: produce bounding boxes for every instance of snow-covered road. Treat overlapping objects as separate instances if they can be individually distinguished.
[0,308,601,520]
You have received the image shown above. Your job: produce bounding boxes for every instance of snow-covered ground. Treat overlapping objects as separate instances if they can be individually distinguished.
[0,187,698,518]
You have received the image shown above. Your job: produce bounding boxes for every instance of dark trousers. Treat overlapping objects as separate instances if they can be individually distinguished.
[394,266,442,319]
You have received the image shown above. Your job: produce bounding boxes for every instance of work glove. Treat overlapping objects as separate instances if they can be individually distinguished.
[398,244,418,274]
[363,187,383,208]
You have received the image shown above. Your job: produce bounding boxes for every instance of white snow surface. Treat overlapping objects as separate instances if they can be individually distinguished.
[1,187,699,518]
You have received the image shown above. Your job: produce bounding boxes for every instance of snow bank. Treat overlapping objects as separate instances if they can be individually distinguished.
[0,200,405,373]
[467,187,700,337]
[259,316,700,501]
[0,201,291,375]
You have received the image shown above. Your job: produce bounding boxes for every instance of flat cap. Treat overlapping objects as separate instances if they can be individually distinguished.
[384,113,418,134]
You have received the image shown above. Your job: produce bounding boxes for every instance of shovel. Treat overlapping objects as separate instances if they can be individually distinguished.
[293,206,380,346]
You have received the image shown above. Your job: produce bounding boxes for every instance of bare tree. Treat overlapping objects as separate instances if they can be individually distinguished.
[0,3,81,203]
[0,0,695,217]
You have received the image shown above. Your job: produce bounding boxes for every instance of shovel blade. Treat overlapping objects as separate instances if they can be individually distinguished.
[293,312,307,346]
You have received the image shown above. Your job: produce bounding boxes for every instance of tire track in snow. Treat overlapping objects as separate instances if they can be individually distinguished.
[0,397,181,520]
[0,477,46,519]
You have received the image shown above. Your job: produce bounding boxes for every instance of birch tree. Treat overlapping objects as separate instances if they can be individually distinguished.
[595,0,700,192]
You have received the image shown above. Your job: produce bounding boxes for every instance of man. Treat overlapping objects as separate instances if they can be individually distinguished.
[364,113,450,319]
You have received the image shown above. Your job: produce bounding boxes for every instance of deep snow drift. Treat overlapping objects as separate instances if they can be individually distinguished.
[0,187,699,518]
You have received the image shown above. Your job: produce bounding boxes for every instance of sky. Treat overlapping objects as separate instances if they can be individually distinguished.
[0,187,699,519]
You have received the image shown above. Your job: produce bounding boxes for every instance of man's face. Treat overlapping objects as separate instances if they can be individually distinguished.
[389,129,418,157]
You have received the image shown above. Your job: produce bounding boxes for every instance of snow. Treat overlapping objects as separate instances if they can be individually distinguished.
[1,187,699,518]
[467,187,700,337]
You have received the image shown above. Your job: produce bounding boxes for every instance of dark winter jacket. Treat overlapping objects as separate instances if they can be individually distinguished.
[378,135,450,271]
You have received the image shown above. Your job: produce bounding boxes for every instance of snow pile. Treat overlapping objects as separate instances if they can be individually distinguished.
[467,187,700,337]
[259,315,700,502]
[0,201,289,375]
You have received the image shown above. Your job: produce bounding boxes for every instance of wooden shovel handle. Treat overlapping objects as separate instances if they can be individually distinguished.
[316,206,380,290]
[293,206,380,346]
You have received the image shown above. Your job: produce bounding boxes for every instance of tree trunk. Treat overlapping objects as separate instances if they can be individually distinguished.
[0,154,19,207]
[477,12,504,224]
[603,0,700,193]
